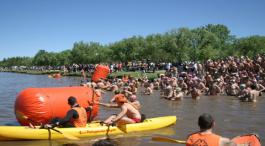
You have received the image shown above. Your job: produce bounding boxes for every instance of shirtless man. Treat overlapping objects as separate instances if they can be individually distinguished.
[208,80,221,96]
[196,79,208,94]
[238,84,250,101]
[100,92,142,125]
[178,77,188,94]
[187,86,201,100]
[153,79,160,90]
[162,82,173,99]
[248,84,263,102]
[171,87,184,100]
[144,83,153,95]
[225,80,240,96]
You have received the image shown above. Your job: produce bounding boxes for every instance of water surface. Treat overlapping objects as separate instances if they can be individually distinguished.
[0,72,264,146]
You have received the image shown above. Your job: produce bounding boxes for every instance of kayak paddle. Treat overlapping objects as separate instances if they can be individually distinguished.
[49,127,80,140]
[152,136,186,144]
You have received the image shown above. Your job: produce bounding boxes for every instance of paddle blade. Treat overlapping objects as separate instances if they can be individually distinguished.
[117,125,127,133]
[152,136,186,144]
[51,128,80,140]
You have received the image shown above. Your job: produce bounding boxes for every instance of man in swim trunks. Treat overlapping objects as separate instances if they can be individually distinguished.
[100,91,142,125]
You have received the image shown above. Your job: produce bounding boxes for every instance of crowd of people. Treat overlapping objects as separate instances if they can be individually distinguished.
[78,55,265,103]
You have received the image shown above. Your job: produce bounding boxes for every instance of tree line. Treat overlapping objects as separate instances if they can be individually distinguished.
[1,24,265,67]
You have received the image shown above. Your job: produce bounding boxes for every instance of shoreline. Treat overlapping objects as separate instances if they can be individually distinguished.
[0,69,164,80]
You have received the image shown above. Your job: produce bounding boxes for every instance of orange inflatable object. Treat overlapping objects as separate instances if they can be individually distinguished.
[15,86,100,126]
[92,65,110,82]
[232,134,261,146]
[48,73,61,79]
[53,73,61,78]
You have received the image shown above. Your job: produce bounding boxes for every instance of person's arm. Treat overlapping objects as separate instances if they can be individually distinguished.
[51,109,77,126]
[99,102,119,108]
[215,85,221,93]
[111,105,127,123]
[124,90,133,95]
[258,83,265,92]
[219,137,236,146]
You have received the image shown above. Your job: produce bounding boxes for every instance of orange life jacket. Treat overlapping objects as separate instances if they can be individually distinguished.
[232,134,261,146]
[186,132,221,146]
[72,107,87,127]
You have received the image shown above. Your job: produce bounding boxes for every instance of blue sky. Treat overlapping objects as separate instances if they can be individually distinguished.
[0,0,264,60]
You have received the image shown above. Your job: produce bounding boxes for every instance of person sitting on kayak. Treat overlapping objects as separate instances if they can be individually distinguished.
[99,91,142,125]
[44,96,87,128]
[186,113,235,146]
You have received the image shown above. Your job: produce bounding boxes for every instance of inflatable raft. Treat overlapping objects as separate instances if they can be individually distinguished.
[15,86,99,126]
[0,116,176,140]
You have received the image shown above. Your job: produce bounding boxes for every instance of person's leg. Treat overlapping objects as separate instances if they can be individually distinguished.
[104,115,117,123]
[117,117,135,125]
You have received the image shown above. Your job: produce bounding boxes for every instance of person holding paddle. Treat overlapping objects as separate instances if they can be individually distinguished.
[186,113,235,146]
[99,91,142,125]
[44,96,87,128]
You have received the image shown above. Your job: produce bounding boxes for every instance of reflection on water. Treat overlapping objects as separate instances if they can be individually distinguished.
[0,72,264,146]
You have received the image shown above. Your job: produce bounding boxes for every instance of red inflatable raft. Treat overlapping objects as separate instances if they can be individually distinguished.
[15,86,100,126]
[92,65,110,82]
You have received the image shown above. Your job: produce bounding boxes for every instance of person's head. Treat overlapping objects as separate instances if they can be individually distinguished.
[92,139,116,146]
[68,96,77,106]
[114,94,128,104]
[178,77,184,82]
[240,84,246,90]
[114,90,120,95]
[198,113,214,131]
[129,94,137,102]
[250,84,257,90]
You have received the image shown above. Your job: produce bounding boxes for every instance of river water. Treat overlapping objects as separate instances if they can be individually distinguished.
[0,72,264,146]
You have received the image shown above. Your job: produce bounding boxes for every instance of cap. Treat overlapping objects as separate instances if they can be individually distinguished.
[114,94,127,103]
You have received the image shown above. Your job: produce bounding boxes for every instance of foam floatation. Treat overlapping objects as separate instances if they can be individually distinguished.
[15,86,99,126]
[48,73,62,78]
[92,65,110,82]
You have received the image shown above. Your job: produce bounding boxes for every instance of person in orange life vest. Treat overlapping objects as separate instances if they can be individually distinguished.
[186,113,235,146]
[45,96,87,128]
[99,90,141,125]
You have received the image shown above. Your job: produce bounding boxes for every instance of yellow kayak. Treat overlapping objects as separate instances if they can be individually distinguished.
[0,116,176,140]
